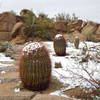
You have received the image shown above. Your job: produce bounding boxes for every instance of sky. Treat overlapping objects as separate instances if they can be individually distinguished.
[0,0,100,22]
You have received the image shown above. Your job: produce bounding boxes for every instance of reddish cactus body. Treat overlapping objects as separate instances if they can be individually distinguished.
[19,42,51,91]
[74,36,80,49]
[54,34,66,56]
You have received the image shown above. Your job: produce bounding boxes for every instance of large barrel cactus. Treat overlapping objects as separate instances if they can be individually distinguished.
[74,36,80,49]
[19,42,51,91]
[54,34,66,56]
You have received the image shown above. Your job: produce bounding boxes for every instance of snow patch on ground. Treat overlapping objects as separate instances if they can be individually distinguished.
[44,41,100,97]
[0,53,14,67]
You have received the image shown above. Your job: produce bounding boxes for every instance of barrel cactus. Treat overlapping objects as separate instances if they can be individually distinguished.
[19,42,51,91]
[54,34,66,56]
[74,36,80,49]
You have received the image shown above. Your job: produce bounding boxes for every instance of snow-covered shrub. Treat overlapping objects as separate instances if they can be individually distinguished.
[54,34,66,56]
[19,42,51,90]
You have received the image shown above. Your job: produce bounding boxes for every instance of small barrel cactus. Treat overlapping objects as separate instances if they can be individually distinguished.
[54,34,66,56]
[74,36,80,49]
[19,42,51,91]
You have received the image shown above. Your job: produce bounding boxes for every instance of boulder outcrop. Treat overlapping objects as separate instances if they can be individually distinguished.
[81,21,98,35]
[0,12,16,32]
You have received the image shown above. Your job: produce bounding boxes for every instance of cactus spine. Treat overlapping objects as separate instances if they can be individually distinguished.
[74,36,80,49]
[54,34,66,56]
[19,42,51,90]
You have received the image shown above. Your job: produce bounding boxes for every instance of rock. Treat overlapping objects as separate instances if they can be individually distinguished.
[96,52,100,59]
[0,32,11,41]
[67,20,83,33]
[32,94,69,100]
[20,9,33,16]
[10,22,26,44]
[10,36,26,44]
[0,81,35,100]
[5,47,15,57]
[11,22,24,38]
[82,21,98,35]
[54,21,67,32]
[81,21,99,41]
[96,25,100,35]
[5,44,23,60]
[0,42,12,52]
[0,11,17,41]
[54,20,84,33]
[0,12,16,32]
[0,46,6,52]
[81,54,90,62]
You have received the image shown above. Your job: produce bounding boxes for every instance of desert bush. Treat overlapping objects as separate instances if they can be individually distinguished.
[23,10,36,37]
[23,10,55,40]
[55,62,62,68]
[33,16,55,40]
[19,42,51,90]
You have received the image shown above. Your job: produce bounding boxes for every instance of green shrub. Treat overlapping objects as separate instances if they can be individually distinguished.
[33,17,55,40]
[23,10,36,37]
[22,10,55,40]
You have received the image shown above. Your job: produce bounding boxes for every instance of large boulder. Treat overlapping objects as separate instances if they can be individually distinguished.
[0,12,16,32]
[10,36,26,44]
[81,21,99,41]
[0,32,11,41]
[10,22,26,44]
[54,20,83,33]
[96,25,100,35]
[20,9,33,16]
[32,94,70,100]
[5,44,24,60]
[67,20,83,33]
[0,12,17,41]
[81,21,98,35]
[54,21,67,32]
[0,42,12,52]
[11,22,24,38]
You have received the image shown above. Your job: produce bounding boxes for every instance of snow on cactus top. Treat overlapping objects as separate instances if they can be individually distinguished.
[75,36,79,39]
[22,42,43,55]
[55,34,63,39]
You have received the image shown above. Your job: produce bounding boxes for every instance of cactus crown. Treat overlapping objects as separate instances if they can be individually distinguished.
[22,42,50,60]
[22,42,43,55]
[54,34,64,40]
